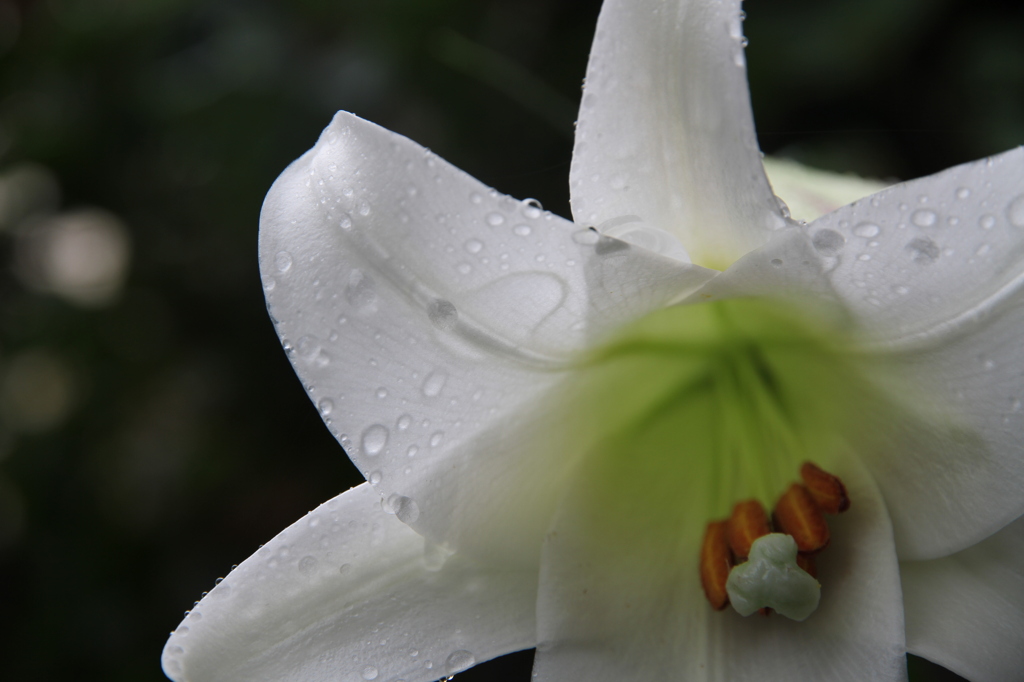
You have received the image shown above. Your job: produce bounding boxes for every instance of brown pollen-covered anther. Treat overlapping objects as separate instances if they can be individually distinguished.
[700,520,732,610]
[700,462,851,613]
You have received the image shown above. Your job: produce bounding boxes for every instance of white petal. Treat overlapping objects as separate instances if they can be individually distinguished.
[533,450,906,681]
[810,148,1024,559]
[762,157,890,224]
[260,112,715,556]
[161,483,537,682]
[570,0,786,268]
[902,515,1024,682]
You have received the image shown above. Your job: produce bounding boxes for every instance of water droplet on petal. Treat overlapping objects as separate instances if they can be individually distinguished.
[521,199,543,218]
[513,224,532,237]
[980,214,997,230]
[318,398,334,416]
[339,563,352,575]
[361,424,389,456]
[852,222,880,238]
[429,431,444,447]
[911,209,938,228]
[298,555,317,573]
[389,495,421,523]
[345,270,378,311]
[446,650,476,674]
[572,229,600,245]
[464,239,483,254]
[397,414,412,431]
[956,187,971,200]
[1006,195,1024,228]
[275,251,293,273]
[340,214,353,230]
[428,299,459,331]
[361,665,379,680]
[422,371,448,398]
[906,237,940,264]
[368,470,382,485]
[486,212,505,227]
[811,229,845,255]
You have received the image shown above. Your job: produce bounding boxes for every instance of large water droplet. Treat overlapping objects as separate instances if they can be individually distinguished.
[445,650,476,674]
[275,251,293,273]
[812,229,845,255]
[361,424,389,456]
[345,270,378,311]
[911,209,938,228]
[428,299,459,331]
[389,495,421,523]
[852,222,880,238]
[422,371,448,398]
[906,237,940,264]
[1006,195,1024,228]
[520,199,543,219]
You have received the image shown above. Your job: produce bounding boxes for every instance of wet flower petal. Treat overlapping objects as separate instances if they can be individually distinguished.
[162,483,537,682]
[571,0,786,268]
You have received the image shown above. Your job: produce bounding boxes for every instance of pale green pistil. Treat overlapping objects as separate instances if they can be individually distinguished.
[726,533,821,620]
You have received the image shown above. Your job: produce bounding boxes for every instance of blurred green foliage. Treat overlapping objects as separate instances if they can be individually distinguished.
[0,0,1019,680]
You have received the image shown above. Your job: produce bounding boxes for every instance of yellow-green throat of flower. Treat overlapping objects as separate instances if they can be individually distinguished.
[557,297,887,622]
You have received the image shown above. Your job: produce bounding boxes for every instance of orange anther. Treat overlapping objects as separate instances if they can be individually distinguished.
[800,462,850,514]
[727,500,771,561]
[773,484,830,553]
[796,552,817,579]
[700,521,732,610]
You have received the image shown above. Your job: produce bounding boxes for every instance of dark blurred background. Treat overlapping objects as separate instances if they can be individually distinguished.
[0,0,1020,680]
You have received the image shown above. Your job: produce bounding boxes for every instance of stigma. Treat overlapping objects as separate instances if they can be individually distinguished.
[700,462,850,621]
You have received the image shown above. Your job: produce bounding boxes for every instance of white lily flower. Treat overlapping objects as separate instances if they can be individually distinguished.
[162,0,1024,680]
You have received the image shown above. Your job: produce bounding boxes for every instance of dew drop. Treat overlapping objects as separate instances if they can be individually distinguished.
[318,398,334,416]
[1006,195,1024,229]
[976,243,992,256]
[852,222,881,238]
[368,470,382,485]
[407,444,419,457]
[422,371,448,398]
[811,229,845,255]
[446,650,476,674]
[345,270,378,311]
[358,202,371,216]
[429,431,444,447]
[464,239,483,254]
[469,192,482,204]
[456,262,472,275]
[911,209,938,228]
[339,214,353,230]
[521,199,543,219]
[264,277,276,291]
[427,299,459,331]
[361,665,379,680]
[486,212,505,227]
[572,228,600,245]
[770,258,782,267]
[275,251,293,273]
[397,414,412,431]
[361,424,389,456]
[513,224,532,237]
[376,387,388,399]
[298,555,318,574]
[956,187,971,200]
[339,563,352,575]
[389,495,421,523]
[906,237,940,264]
[980,214,997,230]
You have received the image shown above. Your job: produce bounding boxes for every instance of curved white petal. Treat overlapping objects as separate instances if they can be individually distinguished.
[902,515,1024,682]
[533,444,906,681]
[809,148,1024,559]
[763,157,890,224]
[260,112,716,555]
[571,0,786,268]
[161,483,537,682]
